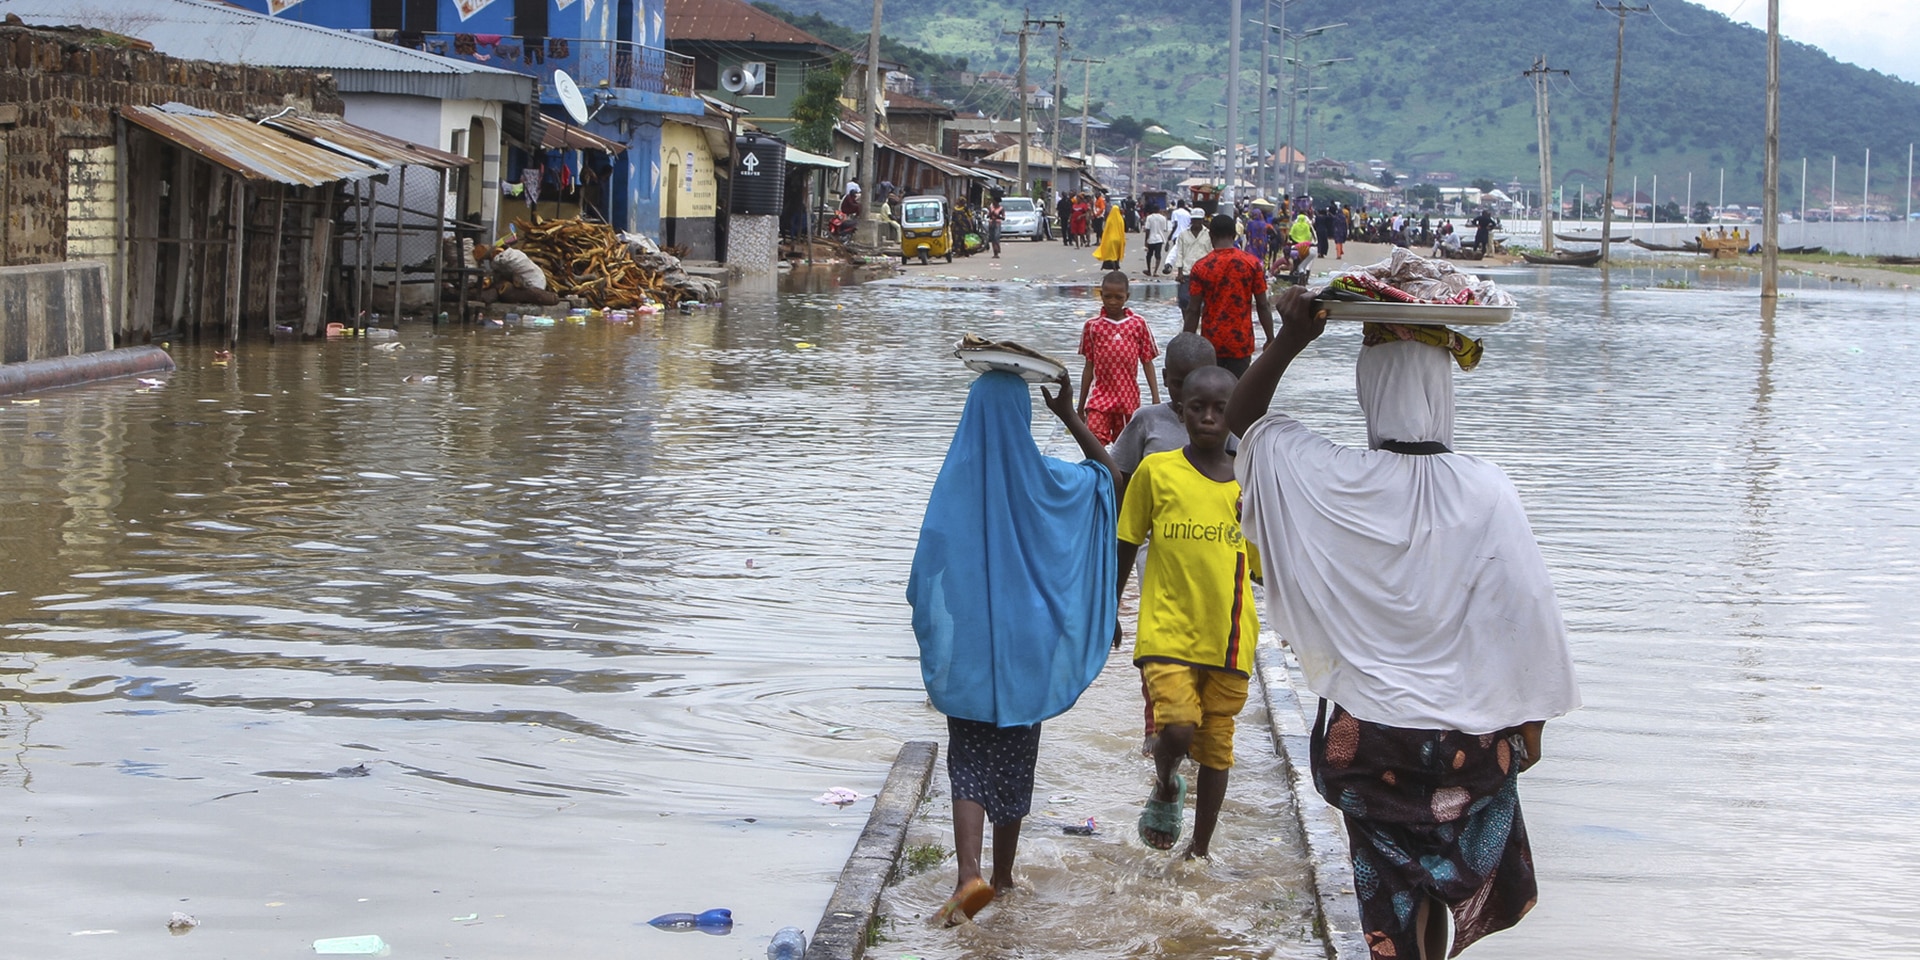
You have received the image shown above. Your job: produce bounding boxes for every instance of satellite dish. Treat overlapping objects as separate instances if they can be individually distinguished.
[719,65,749,93]
[554,69,590,125]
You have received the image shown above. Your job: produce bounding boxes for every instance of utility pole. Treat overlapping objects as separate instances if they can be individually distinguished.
[856,0,885,248]
[1257,0,1269,197]
[1225,0,1241,204]
[1596,1,1647,266]
[1073,56,1105,166]
[1524,55,1569,253]
[1762,0,1780,298]
[1050,26,1065,207]
[1008,13,1064,198]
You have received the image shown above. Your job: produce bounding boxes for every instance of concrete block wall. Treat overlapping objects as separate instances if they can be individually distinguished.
[726,214,778,278]
[0,23,344,267]
[0,261,110,364]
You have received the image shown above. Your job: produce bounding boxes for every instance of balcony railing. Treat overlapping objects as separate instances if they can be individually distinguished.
[363,32,695,98]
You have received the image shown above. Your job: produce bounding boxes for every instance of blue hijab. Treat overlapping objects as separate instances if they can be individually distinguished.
[908,371,1117,728]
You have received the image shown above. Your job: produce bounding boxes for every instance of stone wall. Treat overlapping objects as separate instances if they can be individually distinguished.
[725,214,777,277]
[0,23,344,267]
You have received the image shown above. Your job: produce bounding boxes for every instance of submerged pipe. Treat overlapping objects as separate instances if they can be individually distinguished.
[0,346,176,397]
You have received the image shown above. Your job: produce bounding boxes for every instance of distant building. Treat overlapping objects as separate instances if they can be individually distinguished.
[884,91,956,151]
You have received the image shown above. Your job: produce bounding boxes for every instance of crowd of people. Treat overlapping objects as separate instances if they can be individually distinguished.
[909,212,1579,959]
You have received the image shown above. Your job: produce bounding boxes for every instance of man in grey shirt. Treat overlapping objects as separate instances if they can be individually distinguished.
[1109,332,1237,477]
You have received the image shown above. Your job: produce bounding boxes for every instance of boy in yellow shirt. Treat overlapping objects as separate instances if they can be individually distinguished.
[1116,365,1261,858]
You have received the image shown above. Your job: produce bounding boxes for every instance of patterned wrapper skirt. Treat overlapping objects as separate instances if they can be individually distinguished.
[946,717,1042,826]
[1310,701,1537,959]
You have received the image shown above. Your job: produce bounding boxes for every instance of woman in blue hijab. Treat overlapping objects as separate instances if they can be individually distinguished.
[909,370,1122,926]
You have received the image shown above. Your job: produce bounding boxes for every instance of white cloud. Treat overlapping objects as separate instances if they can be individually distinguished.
[1689,0,1920,84]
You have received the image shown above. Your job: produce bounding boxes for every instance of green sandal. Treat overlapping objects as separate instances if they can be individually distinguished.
[1137,772,1187,850]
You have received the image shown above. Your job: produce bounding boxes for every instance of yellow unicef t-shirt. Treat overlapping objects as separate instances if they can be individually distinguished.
[1117,449,1262,676]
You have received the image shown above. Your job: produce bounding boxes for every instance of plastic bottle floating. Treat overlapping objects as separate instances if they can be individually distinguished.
[646,908,733,934]
[767,926,807,959]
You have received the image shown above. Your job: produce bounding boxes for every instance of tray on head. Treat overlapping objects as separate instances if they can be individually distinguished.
[954,334,1069,383]
[1316,299,1514,326]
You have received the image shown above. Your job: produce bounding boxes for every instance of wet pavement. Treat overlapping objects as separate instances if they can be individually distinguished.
[2,247,1918,958]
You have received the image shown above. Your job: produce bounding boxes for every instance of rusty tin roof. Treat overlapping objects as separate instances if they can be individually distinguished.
[264,114,474,171]
[122,104,377,186]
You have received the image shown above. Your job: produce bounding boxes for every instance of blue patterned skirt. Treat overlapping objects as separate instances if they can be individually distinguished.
[1311,701,1538,959]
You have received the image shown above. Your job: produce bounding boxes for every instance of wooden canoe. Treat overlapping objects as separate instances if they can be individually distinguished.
[1523,249,1603,266]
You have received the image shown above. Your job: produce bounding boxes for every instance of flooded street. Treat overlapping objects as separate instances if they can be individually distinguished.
[2,258,1918,958]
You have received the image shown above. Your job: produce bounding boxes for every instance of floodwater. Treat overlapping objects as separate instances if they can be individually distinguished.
[1,259,1916,959]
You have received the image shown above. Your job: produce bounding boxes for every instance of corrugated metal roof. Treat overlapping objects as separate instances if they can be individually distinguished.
[122,104,377,186]
[264,114,473,171]
[666,0,838,49]
[0,0,533,101]
[535,115,628,154]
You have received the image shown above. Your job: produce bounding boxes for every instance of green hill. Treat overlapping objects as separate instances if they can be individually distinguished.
[761,0,1920,208]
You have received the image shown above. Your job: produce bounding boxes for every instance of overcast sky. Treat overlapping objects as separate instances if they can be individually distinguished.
[1689,0,1920,84]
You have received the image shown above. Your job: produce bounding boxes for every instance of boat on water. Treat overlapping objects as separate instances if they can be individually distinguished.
[1781,245,1825,255]
[1630,238,1692,252]
[1879,255,1920,266]
[1523,249,1603,267]
[1556,231,1626,244]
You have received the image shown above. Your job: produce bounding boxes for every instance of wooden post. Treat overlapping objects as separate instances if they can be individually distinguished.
[228,177,244,345]
[302,185,337,337]
[267,186,286,334]
[113,118,130,343]
[434,167,448,324]
[127,131,160,340]
[167,151,192,328]
[391,165,406,324]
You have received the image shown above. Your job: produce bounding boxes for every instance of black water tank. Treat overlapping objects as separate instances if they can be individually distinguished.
[730,135,786,215]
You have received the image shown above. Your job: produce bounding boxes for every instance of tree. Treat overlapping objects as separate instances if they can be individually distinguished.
[789,56,851,155]
[1692,201,1713,224]
[1378,169,1398,188]
[1406,183,1441,208]
[1107,115,1147,143]
[1471,177,1498,193]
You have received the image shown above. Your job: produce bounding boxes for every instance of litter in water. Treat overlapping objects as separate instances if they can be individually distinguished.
[768,925,806,959]
[1061,818,1098,836]
[450,913,478,922]
[812,787,866,806]
[167,911,198,935]
[646,908,733,934]
[312,934,389,955]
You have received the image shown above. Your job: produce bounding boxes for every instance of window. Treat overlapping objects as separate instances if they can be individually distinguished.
[694,54,719,92]
[372,0,437,31]
[744,62,776,98]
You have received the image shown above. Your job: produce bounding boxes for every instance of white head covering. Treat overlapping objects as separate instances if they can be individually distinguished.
[1235,340,1579,734]
[845,181,861,196]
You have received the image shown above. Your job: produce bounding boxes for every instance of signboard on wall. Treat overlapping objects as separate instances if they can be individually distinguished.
[455,0,500,21]
[267,0,305,13]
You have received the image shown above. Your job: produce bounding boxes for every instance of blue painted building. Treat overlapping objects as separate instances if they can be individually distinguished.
[232,0,705,237]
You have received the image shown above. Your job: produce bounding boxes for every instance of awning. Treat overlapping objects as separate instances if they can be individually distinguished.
[121,103,376,186]
[784,146,846,169]
[263,114,472,170]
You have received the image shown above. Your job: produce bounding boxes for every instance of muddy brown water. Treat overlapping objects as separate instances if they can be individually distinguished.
[1,261,1916,958]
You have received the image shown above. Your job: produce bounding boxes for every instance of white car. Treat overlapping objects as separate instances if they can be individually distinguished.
[998,197,1043,240]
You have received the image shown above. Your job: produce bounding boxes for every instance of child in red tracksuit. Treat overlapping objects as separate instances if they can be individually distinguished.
[1076,271,1161,445]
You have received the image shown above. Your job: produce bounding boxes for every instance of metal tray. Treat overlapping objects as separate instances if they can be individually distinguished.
[1317,299,1514,326]
[956,347,1069,383]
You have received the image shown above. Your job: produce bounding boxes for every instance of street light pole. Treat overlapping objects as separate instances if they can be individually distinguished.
[1762,0,1780,298]
[856,0,885,248]
[1225,0,1241,204]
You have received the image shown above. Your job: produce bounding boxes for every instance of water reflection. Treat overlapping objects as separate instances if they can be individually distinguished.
[0,263,1916,957]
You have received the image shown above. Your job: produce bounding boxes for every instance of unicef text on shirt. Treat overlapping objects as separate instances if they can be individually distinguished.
[1158,520,1242,545]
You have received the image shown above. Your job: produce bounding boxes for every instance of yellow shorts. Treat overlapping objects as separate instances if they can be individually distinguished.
[1141,661,1249,770]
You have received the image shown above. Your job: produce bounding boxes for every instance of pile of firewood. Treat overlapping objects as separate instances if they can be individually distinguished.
[514,219,687,307]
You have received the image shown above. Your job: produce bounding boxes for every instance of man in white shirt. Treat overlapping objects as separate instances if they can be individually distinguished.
[1170,202,1193,236]
[473,243,559,306]
[1166,211,1215,312]
[1141,207,1173,276]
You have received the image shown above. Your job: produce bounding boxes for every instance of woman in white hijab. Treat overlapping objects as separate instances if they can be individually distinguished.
[1225,288,1579,960]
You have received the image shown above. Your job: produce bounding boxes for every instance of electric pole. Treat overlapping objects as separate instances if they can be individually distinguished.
[1008,13,1065,198]
[856,0,885,248]
[1524,55,1570,253]
[1762,0,1781,298]
[1596,1,1647,266]
[1073,56,1105,170]
[1050,26,1065,208]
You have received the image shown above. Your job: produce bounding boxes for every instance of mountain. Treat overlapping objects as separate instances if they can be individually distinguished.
[761,0,1920,207]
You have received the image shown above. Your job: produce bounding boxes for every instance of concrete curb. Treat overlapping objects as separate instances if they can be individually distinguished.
[1255,646,1369,960]
[0,345,175,397]
[804,740,938,960]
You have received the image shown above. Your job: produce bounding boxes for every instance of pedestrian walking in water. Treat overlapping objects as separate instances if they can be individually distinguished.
[1117,364,1260,859]
[985,194,1006,258]
[909,367,1122,927]
[1075,271,1161,445]
[1142,205,1172,276]
[1227,289,1580,960]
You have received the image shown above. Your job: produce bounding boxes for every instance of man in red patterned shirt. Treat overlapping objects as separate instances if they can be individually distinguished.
[1181,214,1275,377]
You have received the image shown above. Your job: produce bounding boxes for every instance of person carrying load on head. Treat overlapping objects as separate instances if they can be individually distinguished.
[1225,288,1580,960]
